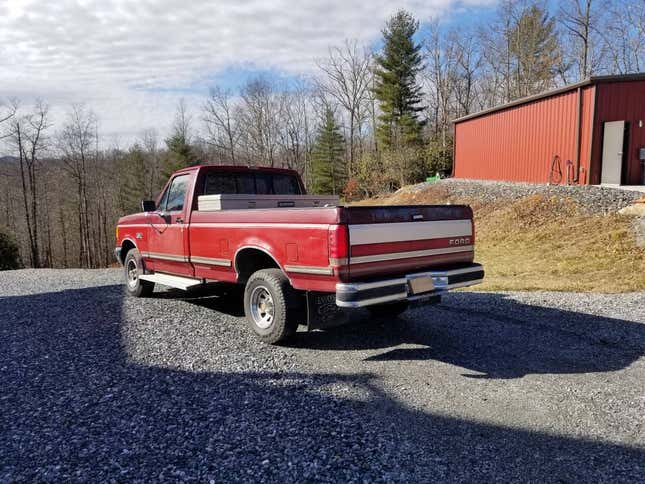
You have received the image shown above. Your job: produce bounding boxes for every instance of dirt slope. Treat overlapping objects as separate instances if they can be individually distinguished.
[360,181,645,292]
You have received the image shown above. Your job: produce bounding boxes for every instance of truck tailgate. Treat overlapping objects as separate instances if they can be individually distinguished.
[338,205,474,280]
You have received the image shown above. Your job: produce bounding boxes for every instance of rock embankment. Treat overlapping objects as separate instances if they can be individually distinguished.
[421,179,642,215]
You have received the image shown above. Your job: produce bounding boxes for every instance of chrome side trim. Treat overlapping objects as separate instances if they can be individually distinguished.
[329,257,348,265]
[349,245,473,264]
[141,251,188,262]
[284,265,334,275]
[190,255,232,267]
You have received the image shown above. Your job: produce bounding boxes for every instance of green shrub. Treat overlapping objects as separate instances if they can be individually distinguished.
[425,137,453,177]
[0,229,23,270]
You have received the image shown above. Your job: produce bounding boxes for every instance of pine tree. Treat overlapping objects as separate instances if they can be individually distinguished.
[373,9,425,150]
[311,109,346,195]
[161,133,198,179]
[0,228,23,270]
[508,4,561,98]
[162,99,199,178]
[118,144,148,214]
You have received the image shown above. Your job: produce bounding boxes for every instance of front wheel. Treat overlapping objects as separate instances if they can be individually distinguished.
[124,248,154,297]
[243,269,302,344]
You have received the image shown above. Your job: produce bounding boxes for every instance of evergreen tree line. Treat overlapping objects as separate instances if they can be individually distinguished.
[0,0,643,269]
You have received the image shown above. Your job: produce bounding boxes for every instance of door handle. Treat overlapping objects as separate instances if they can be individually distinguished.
[176,218,184,224]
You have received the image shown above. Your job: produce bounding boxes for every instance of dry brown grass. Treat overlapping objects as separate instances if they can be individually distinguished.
[358,185,645,292]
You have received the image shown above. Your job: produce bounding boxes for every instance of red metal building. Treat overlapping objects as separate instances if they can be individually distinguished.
[453,74,645,186]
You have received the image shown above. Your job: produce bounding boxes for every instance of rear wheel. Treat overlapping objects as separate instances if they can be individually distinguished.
[243,269,302,344]
[124,248,154,297]
[367,301,409,319]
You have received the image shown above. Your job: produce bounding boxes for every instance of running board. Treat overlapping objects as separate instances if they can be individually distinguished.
[139,273,203,291]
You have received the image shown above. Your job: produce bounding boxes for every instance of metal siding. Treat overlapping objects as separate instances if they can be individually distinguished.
[454,87,595,184]
[591,81,645,185]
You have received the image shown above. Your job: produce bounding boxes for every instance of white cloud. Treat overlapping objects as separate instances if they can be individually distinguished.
[0,0,494,146]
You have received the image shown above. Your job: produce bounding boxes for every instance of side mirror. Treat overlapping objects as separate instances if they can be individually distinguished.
[141,200,156,212]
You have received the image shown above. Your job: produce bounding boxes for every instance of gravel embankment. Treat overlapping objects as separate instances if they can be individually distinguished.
[408,178,643,214]
[1,269,644,482]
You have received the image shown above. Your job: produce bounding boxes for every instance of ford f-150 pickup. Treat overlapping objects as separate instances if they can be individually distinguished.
[115,165,484,343]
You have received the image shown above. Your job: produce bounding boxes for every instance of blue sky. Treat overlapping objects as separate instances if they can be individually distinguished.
[138,3,500,96]
[0,0,500,145]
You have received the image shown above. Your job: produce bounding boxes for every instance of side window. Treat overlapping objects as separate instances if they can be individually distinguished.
[157,185,170,211]
[164,175,190,212]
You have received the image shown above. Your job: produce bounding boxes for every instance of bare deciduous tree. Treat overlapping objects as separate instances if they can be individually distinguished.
[58,104,98,268]
[7,100,50,268]
[203,87,239,163]
[141,128,161,197]
[559,0,601,80]
[316,40,372,175]
[600,1,644,74]
[0,98,18,131]
[238,78,284,167]
[173,98,193,144]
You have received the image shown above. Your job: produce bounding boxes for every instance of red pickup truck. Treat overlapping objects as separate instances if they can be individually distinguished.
[115,165,483,343]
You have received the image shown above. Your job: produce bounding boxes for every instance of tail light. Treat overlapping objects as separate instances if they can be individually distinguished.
[328,224,348,266]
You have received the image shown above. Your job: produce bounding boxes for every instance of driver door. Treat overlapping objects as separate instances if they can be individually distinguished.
[145,173,194,277]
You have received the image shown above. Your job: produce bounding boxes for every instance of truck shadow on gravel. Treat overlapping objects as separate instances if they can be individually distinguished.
[1,285,643,481]
[288,292,645,379]
[155,283,246,317]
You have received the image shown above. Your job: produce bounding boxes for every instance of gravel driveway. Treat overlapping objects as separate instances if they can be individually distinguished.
[1,269,644,482]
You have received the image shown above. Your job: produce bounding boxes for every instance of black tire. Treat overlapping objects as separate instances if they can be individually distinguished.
[124,248,154,297]
[243,268,302,344]
[367,301,409,319]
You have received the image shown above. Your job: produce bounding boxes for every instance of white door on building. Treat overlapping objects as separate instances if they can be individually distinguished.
[601,121,625,185]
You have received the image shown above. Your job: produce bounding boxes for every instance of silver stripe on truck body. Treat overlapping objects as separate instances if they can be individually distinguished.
[348,219,472,245]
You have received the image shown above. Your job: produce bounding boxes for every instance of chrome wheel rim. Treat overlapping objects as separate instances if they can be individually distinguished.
[126,258,138,289]
[250,285,274,329]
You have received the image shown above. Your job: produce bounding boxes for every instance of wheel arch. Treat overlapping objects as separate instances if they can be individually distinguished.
[119,238,138,265]
[234,246,289,284]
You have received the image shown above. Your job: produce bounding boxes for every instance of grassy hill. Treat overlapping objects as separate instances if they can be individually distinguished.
[360,180,645,292]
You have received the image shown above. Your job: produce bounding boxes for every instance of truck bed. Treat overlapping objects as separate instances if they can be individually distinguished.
[188,203,474,286]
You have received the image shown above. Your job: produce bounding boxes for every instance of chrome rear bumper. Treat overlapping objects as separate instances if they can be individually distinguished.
[335,263,484,308]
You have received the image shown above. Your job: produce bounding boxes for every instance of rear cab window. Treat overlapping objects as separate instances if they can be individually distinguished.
[202,171,302,196]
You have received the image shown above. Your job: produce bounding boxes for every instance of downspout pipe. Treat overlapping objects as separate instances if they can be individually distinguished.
[574,86,583,183]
